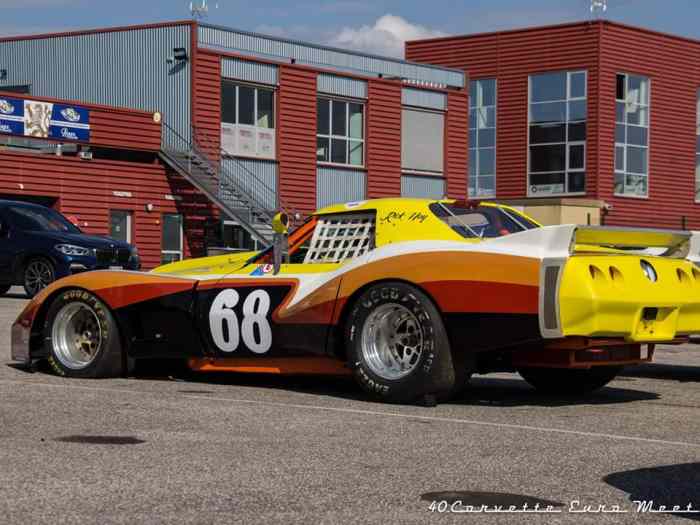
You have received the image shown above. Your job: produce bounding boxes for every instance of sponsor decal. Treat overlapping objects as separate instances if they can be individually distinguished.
[60,107,81,122]
[0,99,15,114]
[249,264,274,276]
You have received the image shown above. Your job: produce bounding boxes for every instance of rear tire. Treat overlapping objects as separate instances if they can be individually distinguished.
[44,289,124,378]
[24,257,55,298]
[518,366,623,395]
[345,282,456,404]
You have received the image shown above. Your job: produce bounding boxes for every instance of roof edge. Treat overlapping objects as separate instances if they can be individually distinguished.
[199,22,465,77]
[406,18,700,49]
[0,20,195,44]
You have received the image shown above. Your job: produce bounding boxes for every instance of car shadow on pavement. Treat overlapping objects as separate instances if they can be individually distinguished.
[604,463,700,521]
[621,363,700,383]
[130,361,658,407]
[445,376,659,407]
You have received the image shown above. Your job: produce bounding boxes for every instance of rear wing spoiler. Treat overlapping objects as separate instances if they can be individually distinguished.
[481,224,699,262]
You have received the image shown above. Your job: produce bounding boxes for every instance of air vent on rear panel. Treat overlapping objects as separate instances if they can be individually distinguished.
[543,265,561,331]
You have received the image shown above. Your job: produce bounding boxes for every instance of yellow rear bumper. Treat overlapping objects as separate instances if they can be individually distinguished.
[559,256,700,342]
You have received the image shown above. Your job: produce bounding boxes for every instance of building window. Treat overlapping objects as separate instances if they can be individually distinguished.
[402,108,444,174]
[469,79,496,197]
[220,80,275,159]
[109,210,132,243]
[317,97,364,167]
[161,213,183,264]
[696,89,700,202]
[528,70,587,196]
[615,73,650,197]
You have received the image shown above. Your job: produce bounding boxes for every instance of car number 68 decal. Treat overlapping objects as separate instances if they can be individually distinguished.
[209,289,272,354]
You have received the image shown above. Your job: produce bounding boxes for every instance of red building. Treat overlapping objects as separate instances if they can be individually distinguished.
[0,21,467,269]
[407,20,700,229]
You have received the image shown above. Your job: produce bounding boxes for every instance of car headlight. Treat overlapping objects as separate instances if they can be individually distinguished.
[130,245,139,258]
[55,244,93,256]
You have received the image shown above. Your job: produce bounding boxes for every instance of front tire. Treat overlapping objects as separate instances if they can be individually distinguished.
[24,257,55,297]
[345,282,456,404]
[518,366,623,395]
[44,289,124,378]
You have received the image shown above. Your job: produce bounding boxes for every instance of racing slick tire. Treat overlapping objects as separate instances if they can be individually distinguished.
[0,285,11,296]
[345,282,457,404]
[517,365,623,395]
[43,289,124,378]
[23,257,55,298]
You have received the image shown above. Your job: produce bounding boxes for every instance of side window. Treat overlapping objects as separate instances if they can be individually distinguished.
[303,213,376,264]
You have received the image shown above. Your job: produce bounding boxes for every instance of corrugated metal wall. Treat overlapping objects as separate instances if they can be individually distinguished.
[445,91,469,198]
[0,150,214,268]
[198,24,464,88]
[401,88,446,110]
[316,167,366,208]
[406,22,600,200]
[220,157,278,210]
[277,66,318,213]
[222,57,278,85]
[0,23,192,143]
[366,80,402,197]
[598,23,700,229]
[401,175,445,199]
[317,74,367,98]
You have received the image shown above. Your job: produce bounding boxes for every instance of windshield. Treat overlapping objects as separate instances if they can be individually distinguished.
[6,205,81,234]
[430,203,539,239]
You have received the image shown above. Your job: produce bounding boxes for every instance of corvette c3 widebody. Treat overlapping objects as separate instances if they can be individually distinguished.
[11,198,700,404]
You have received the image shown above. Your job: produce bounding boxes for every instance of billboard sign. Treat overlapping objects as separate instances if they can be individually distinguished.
[0,97,90,142]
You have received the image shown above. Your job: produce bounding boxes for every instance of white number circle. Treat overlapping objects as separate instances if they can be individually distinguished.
[209,289,272,354]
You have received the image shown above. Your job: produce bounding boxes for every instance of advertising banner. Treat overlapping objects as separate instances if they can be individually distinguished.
[0,96,90,142]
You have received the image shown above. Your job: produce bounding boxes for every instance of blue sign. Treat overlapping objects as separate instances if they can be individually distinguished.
[0,96,90,142]
[0,97,25,136]
[49,103,90,142]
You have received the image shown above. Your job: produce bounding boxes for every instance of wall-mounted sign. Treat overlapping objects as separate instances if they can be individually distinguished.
[0,96,90,142]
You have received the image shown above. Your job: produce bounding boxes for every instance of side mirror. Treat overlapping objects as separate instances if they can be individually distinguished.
[271,212,289,275]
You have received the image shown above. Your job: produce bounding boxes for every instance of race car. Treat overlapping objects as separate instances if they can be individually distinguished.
[11,198,700,404]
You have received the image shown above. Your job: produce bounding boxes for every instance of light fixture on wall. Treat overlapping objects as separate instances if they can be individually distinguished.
[167,48,189,64]
[145,203,154,213]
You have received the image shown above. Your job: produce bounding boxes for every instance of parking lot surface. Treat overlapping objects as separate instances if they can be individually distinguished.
[0,287,699,524]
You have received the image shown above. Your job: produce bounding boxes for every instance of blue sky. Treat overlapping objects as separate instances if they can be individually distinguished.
[3,1,700,57]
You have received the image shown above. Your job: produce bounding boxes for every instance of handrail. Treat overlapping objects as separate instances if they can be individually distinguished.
[191,125,301,225]
[162,122,274,219]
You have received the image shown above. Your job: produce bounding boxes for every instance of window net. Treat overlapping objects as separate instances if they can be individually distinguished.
[303,213,375,264]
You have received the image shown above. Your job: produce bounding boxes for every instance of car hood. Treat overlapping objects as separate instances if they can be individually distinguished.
[27,231,132,250]
[151,251,257,277]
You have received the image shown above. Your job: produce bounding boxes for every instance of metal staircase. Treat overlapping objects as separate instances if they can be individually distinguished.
[159,123,292,246]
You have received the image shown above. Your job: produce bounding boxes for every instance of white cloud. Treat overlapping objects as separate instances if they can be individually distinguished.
[328,14,447,58]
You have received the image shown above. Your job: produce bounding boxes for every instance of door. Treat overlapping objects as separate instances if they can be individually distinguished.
[109,210,132,243]
[196,212,377,358]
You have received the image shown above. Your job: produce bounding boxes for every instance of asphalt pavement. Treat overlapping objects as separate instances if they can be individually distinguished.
[0,286,699,524]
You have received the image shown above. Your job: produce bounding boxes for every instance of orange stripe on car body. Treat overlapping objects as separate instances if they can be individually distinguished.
[188,357,351,375]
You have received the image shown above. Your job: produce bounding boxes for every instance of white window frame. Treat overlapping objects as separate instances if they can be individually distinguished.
[161,213,183,263]
[220,80,276,160]
[527,70,587,197]
[109,209,132,243]
[614,73,650,198]
[316,96,365,168]
[469,79,497,198]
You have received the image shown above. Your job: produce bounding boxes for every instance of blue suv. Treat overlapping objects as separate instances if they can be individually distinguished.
[0,200,140,297]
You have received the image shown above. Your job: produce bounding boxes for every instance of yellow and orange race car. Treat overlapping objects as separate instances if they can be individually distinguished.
[11,198,700,403]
